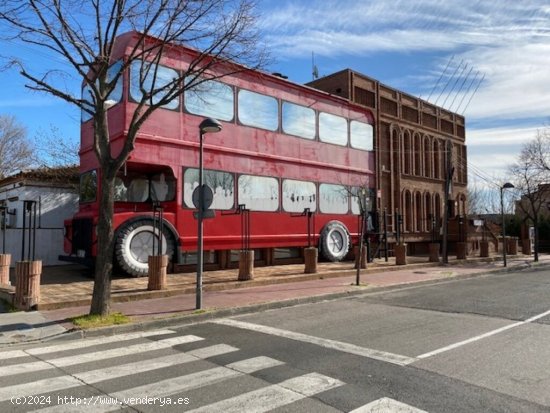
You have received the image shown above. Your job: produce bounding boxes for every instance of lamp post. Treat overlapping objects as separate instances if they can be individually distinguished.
[500,182,514,267]
[196,117,222,309]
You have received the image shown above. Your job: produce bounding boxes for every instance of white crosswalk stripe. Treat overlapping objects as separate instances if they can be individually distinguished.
[350,397,429,412]
[29,356,285,413]
[0,330,176,360]
[0,334,203,378]
[0,331,407,413]
[187,372,344,413]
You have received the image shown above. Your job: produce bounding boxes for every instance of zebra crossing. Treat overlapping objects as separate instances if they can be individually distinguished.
[1,329,427,412]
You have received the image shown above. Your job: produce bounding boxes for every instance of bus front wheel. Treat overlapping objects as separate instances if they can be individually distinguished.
[114,219,175,277]
[319,221,350,262]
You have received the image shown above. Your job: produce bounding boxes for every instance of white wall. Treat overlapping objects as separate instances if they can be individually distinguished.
[1,228,67,266]
[1,182,79,266]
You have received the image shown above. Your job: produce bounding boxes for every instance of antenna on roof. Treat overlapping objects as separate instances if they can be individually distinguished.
[312,52,319,80]
[426,55,454,102]
[459,73,485,115]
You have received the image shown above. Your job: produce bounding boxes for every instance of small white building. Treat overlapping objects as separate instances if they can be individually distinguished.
[0,166,79,266]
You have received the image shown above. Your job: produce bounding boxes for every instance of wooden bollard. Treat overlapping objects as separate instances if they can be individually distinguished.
[456,242,467,260]
[304,247,318,274]
[480,240,489,257]
[147,255,168,290]
[238,250,254,281]
[507,238,518,255]
[428,243,439,263]
[521,239,531,255]
[0,253,11,285]
[15,260,42,311]
[395,243,407,265]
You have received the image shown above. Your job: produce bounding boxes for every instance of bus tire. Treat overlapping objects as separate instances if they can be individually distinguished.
[319,221,350,262]
[114,219,175,277]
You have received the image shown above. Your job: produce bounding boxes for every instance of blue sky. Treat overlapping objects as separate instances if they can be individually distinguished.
[1,0,550,188]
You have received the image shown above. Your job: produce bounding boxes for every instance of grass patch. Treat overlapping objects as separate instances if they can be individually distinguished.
[192,309,208,315]
[69,312,130,329]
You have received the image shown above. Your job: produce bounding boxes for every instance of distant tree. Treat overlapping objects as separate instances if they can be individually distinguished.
[509,135,550,262]
[522,126,550,172]
[467,178,513,215]
[33,125,79,169]
[0,0,266,316]
[0,114,34,179]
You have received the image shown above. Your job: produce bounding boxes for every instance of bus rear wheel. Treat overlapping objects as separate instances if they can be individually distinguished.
[319,221,350,262]
[114,219,175,277]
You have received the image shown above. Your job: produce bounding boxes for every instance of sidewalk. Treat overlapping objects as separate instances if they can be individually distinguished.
[1,253,548,346]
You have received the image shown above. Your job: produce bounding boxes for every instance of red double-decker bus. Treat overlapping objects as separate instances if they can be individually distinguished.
[62,31,376,276]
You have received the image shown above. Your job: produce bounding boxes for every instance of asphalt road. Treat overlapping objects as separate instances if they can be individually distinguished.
[2,267,550,412]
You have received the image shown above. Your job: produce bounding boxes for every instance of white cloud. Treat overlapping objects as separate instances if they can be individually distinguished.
[466,125,539,180]
[261,0,550,181]
[261,0,550,122]
[467,126,539,147]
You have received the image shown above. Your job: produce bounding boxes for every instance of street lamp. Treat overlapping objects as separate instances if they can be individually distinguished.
[500,182,514,267]
[196,117,222,309]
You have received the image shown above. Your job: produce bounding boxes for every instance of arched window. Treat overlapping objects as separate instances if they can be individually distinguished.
[425,192,433,232]
[433,140,440,179]
[392,129,400,175]
[414,133,422,176]
[404,190,413,232]
[415,191,423,232]
[424,136,432,178]
[403,131,412,175]
[434,192,442,225]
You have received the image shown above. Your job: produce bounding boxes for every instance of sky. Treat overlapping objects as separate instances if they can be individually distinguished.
[1,0,550,189]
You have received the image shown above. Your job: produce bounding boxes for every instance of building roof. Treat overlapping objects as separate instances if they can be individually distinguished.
[0,165,79,187]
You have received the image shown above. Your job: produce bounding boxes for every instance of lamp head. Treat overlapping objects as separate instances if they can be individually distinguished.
[199,117,222,134]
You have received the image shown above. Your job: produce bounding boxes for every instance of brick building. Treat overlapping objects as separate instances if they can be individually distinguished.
[308,70,468,255]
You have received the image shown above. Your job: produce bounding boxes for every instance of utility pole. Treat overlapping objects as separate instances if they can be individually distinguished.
[441,139,453,264]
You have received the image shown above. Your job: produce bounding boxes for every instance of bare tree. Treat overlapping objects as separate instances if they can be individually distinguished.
[0,114,34,179]
[509,137,550,262]
[522,126,550,172]
[0,0,266,315]
[33,125,79,168]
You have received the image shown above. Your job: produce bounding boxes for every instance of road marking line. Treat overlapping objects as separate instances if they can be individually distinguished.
[0,376,82,402]
[186,343,238,359]
[4,343,240,404]
[76,344,238,384]
[0,329,176,360]
[350,397,428,412]
[34,356,285,413]
[226,356,285,373]
[187,372,344,413]
[417,308,550,359]
[0,335,203,377]
[212,319,416,366]
[278,372,344,397]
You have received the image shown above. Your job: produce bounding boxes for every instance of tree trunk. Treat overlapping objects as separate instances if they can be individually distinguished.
[89,166,116,316]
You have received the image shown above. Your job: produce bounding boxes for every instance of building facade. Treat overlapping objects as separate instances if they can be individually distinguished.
[308,69,468,254]
[0,167,79,265]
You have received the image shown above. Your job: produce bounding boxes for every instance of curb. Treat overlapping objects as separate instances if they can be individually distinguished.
[30,255,527,311]
[49,259,550,342]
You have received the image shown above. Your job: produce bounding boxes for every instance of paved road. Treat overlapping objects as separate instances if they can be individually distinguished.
[2,267,550,412]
